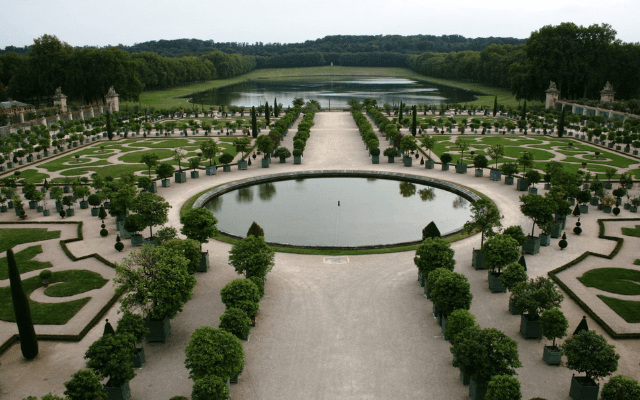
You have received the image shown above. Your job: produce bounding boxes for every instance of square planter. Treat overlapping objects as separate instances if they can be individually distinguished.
[262,158,270,168]
[455,163,467,174]
[469,376,488,400]
[79,200,89,209]
[161,179,170,187]
[197,252,210,272]
[130,346,146,368]
[42,209,50,216]
[540,233,551,246]
[488,271,506,293]
[105,380,130,400]
[603,206,612,213]
[425,159,435,169]
[441,163,450,171]
[517,178,530,191]
[371,155,379,164]
[294,155,302,164]
[520,314,542,339]
[460,370,471,385]
[36,206,43,212]
[590,197,599,206]
[543,345,562,365]
[222,165,231,172]
[604,182,613,189]
[489,169,501,181]
[403,156,412,167]
[579,204,589,214]
[569,376,599,400]
[66,208,75,217]
[130,234,144,247]
[119,226,132,239]
[523,235,540,255]
[472,249,486,270]
[146,316,171,343]
[387,156,395,163]
[190,170,199,179]
[91,208,99,217]
[528,187,538,194]
[238,160,248,170]
[475,169,483,177]
[29,201,38,209]
[174,171,187,183]
[205,165,217,175]
[505,176,514,185]
[146,182,157,193]
[509,297,521,315]
[631,206,638,213]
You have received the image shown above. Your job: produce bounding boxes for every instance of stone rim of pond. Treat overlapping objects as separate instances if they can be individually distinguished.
[194,170,482,250]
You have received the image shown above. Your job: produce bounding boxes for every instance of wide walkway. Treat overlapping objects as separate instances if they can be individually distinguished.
[1,112,639,400]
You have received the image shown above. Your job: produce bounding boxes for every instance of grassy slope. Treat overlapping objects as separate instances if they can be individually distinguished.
[126,66,534,110]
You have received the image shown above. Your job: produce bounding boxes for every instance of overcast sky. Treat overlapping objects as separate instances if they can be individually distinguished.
[2,0,639,49]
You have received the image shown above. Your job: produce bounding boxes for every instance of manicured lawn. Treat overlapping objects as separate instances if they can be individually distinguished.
[598,295,640,323]
[17,169,50,184]
[0,228,61,253]
[622,225,640,237]
[58,164,148,179]
[0,245,52,280]
[118,149,176,163]
[0,269,108,324]
[578,267,640,295]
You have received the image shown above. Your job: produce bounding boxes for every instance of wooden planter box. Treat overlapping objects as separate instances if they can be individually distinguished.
[174,171,187,183]
[488,271,506,293]
[469,377,488,400]
[104,380,130,400]
[579,204,589,214]
[441,163,449,171]
[520,314,542,339]
[455,163,467,174]
[475,169,483,177]
[131,346,146,368]
[205,165,217,175]
[371,155,379,164]
[540,233,551,246]
[569,376,599,400]
[489,169,501,181]
[161,179,170,187]
[517,178,530,191]
[190,171,199,179]
[146,316,171,343]
[197,251,209,272]
[505,176,514,185]
[130,234,144,247]
[528,187,538,194]
[523,235,540,255]
[238,160,248,170]
[543,345,562,365]
[425,159,435,169]
[472,249,485,270]
[403,156,412,167]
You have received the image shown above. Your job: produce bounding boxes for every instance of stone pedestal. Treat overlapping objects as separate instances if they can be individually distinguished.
[600,81,615,103]
[545,81,560,109]
[52,87,68,112]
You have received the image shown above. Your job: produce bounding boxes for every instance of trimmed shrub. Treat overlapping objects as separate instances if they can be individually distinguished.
[248,276,265,298]
[219,307,251,340]
[247,221,265,238]
[184,326,244,381]
[63,369,107,400]
[422,221,441,240]
[192,375,230,400]
[220,279,260,317]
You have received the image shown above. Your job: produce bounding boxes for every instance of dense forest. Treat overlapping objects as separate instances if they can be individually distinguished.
[1,25,639,109]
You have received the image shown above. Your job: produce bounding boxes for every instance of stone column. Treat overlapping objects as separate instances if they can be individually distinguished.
[545,81,560,109]
[89,107,95,118]
[52,87,68,113]
[105,86,120,112]
[19,112,24,123]
[79,109,84,121]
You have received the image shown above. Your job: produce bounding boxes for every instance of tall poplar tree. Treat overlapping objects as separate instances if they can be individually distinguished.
[411,105,417,136]
[493,96,498,117]
[8,248,39,359]
[557,107,566,138]
[274,97,279,117]
[264,102,270,126]
[251,106,258,138]
[106,109,114,140]
[398,102,403,122]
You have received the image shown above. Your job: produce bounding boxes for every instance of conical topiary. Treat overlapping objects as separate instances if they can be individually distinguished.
[98,205,107,220]
[247,221,265,238]
[518,254,527,271]
[103,319,115,336]
[559,232,568,250]
[420,157,424,165]
[573,315,589,335]
[115,235,124,252]
[8,248,39,359]
[422,221,441,240]
[573,204,580,217]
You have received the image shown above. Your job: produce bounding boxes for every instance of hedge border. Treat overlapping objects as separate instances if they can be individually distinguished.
[0,221,120,356]
[548,217,640,339]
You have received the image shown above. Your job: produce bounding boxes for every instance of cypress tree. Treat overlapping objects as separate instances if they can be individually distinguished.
[251,106,258,138]
[106,110,114,141]
[557,108,566,138]
[411,105,417,136]
[8,248,38,359]
[493,96,498,117]
[264,102,270,126]
[274,97,279,117]
[521,100,527,120]
[398,102,403,122]
[422,221,441,240]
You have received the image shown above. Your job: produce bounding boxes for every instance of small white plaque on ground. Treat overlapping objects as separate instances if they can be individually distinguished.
[323,257,349,264]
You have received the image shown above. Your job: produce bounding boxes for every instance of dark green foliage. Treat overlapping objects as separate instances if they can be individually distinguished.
[161,238,201,274]
[430,270,473,317]
[180,208,218,248]
[102,319,115,336]
[517,254,527,271]
[511,277,564,319]
[493,96,498,117]
[500,262,527,291]
[98,205,107,220]
[228,235,275,278]
[369,147,380,156]
[64,369,107,400]
[557,108,566,138]
[251,106,258,138]
[219,152,234,164]
[248,276,265,298]
[192,375,230,400]
[115,234,124,252]
[600,375,640,400]
[482,234,520,273]
[221,279,260,317]
[411,105,417,136]
[563,330,619,381]
[422,221,441,240]
[444,309,478,343]
[0,245,51,280]
[115,310,149,343]
[573,204,581,217]
[486,375,522,400]
[578,268,640,295]
[184,326,244,381]
[39,269,52,281]
[84,333,136,385]
[414,237,455,276]
[247,221,265,238]
[539,309,569,347]
[219,307,251,340]
[440,153,452,164]
[559,232,568,249]
[8,248,38,359]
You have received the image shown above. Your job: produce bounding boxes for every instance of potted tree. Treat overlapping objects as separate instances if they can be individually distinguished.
[220,279,261,324]
[219,307,252,341]
[400,135,417,166]
[482,234,520,293]
[519,194,557,255]
[115,245,196,343]
[511,277,564,339]
[187,157,200,179]
[383,147,396,163]
[63,369,107,400]
[156,163,175,187]
[199,139,219,175]
[430,270,473,336]
[517,151,534,191]
[576,189,592,214]
[601,194,616,213]
[473,154,488,177]
[228,235,275,279]
[500,162,518,185]
[487,144,504,181]
[525,170,542,194]
[500,262,527,314]
[140,153,159,192]
[84,332,136,400]
[131,192,170,245]
[539,308,568,365]
[185,326,244,385]
[123,213,147,247]
[274,147,291,163]
[454,137,469,173]
[234,137,252,170]
[420,136,436,168]
[485,375,521,400]
[413,237,456,297]
[180,208,219,272]
[451,328,522,400]
[589,178,604,205]
[563,330,620,400]
[173,148,187,183]
[600,376,640,399]
[440,153,452,171]
[88,193,103,217]
[219,153,234,172]
[116,311,150,368]
[62,195,76,217]
[256,134,275,168]
[463,199,502,270]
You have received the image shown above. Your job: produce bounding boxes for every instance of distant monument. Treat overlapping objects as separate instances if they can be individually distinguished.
[545,81,560,109]
[52,87,67,113]
[105,86,119,112]
[600,81,615,103]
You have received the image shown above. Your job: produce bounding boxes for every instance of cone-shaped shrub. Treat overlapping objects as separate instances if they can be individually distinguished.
[8,248,38,359]
[422,221,441,240]
[247,221,265,238]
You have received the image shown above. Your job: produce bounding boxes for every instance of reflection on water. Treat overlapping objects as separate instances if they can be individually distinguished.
[189,76,479,108]
[204,177,473,247]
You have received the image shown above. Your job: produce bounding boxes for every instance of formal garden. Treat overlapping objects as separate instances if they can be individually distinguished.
[1,99,639,400]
